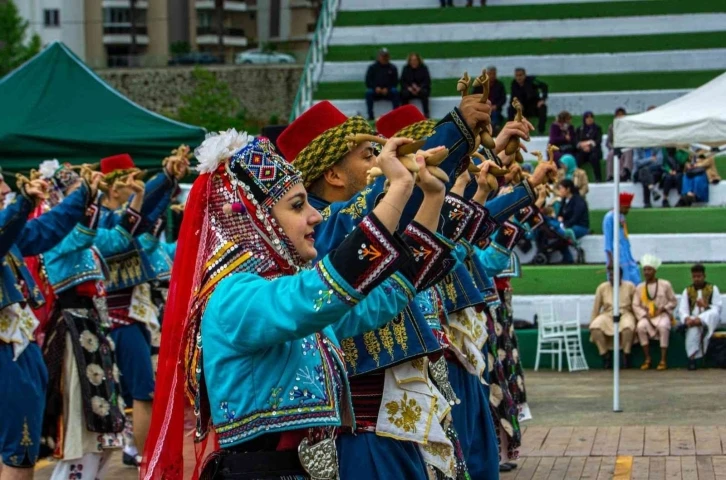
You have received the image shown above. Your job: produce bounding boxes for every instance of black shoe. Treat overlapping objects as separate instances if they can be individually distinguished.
[500,464,514,472]
[505,462,518,469]
[623,353,632,369]
[123,452,140,467]
[662,199,670,207]
[652,190,662,201]
[688,359,697,371]
[602,352,612,369]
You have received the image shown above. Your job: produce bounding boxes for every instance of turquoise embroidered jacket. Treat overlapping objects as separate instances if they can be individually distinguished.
[138,233,175,283]
[98,172,177,291]
[0,186,91,310]
[201,215,417,448]
[43,205,142,294]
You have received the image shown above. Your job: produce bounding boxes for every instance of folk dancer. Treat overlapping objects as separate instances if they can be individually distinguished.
[142,133,446,479]
[0,172,96,479]
[97,153,187,466]
[37,161,144,479]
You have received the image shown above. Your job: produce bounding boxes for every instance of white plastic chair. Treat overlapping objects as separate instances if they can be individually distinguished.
[534,301,564,372]
[534,301,589,372]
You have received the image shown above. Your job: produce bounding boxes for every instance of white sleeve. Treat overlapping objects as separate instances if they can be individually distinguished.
[711,285,722,315]
[677,289,690,322]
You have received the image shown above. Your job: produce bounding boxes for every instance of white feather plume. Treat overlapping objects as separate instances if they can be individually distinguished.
[39,159,61,180]
[195,128,251,174]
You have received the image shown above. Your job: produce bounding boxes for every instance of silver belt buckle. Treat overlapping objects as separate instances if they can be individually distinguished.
[298,429,339,480]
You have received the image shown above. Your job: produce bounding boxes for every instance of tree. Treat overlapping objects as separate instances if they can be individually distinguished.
[176,67,240,133]
[0,0,42,77]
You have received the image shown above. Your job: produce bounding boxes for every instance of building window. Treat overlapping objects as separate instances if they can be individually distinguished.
[197,11,213,28]
[103,8,131,25]
[44,9,60,27]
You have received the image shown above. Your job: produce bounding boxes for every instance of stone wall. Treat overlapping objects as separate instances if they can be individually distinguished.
[98,64,304,122]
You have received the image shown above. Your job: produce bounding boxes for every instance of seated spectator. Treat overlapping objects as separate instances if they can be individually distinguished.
[633,146,664,208]
[575,111,604,182]
[558,154,589,197]
[633,254,677,371]
[681,149,720,206]
[473,66,506,132]
[590,265,637,369]
[661,147,688,207]
[605,107,634,182]
[541,205,577,264]
[400,52,431,118]
[548,111,575,165]
[557,178,589,238]
[509,68,548,134]
[364,48,400,120]
[678,264,723,370]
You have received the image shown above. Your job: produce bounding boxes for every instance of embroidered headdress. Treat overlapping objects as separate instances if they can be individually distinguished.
[277,101,373,188]
[376,105,436,140]
[38,159,81,207]
[142,131,305,480]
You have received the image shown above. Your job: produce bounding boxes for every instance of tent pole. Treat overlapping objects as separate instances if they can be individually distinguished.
[613,153,622,413]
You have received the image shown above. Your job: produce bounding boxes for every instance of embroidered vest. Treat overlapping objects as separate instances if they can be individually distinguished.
[687,283,713,312]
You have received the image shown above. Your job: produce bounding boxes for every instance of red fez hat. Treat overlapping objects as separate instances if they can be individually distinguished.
[100,154,135,175]
[619,192,635,207]
[375,105,426,139]
[277,101,348,162]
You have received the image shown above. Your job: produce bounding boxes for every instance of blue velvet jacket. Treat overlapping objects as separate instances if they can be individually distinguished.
[0,185,92,310]
[98,172,177,292]
[138,233,175,283]
[201,213,417,447]
[43,202,143,295]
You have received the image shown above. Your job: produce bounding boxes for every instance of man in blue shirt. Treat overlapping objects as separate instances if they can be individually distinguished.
[603,192,641,285]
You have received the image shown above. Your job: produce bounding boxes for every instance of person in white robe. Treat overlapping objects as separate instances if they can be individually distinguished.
[677,263,722,370]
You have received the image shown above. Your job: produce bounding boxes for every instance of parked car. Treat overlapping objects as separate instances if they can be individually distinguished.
[235,50,296,65]
[168,52,222,66]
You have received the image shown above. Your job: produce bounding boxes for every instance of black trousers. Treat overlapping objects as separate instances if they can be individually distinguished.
[636,165,664,205]
[576,149,603,182]
[400,89,430,117]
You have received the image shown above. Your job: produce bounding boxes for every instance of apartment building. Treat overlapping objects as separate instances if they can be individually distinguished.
[17,0,317,68]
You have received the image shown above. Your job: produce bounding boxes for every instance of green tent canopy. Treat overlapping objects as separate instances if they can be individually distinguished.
[0,42,205,172]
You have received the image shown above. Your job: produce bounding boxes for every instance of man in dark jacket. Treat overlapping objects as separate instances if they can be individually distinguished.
[509,67,548,134]
[364,48,400,120]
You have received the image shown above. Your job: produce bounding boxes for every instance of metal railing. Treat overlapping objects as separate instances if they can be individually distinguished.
[288,0,339,122]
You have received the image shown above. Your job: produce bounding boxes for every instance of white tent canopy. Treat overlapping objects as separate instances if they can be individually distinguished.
[614,71,726,148]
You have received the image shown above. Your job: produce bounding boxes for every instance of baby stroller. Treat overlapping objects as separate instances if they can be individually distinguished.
[529,220,585,265]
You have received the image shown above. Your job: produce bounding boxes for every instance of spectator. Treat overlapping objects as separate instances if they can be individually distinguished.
[605,107,634,182]
[603,192,641,285]
[633,146,664,208]
[364,48,400,120]
[575,111,604,182]
[633,254,677,371]
[400,52,431,118]
[557,178,589,238]
[473,66,506,132]
[548,111,575,165]
[509,68,548,134]
[558,153,589,197]
[678,264,722,370]
[661,147,688,207]
[590,265,637,369]
[680,149,720,206]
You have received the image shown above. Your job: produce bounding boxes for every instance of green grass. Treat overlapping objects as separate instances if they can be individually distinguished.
[314,70,722,100]
[336,0,726,27]
[326,31,726,62]
[511,263,726,295]
[588,208,726,235]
